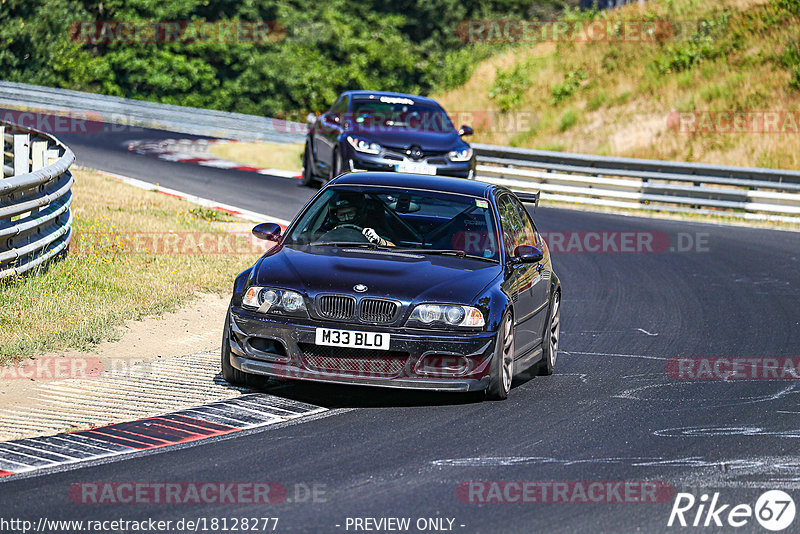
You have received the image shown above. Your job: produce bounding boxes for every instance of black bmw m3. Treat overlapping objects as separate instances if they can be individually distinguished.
[222,173,560,400]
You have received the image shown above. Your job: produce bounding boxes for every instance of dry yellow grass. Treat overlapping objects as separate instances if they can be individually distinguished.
[0,169,267,363]
[433,0,800,169]
[208,141,304,171]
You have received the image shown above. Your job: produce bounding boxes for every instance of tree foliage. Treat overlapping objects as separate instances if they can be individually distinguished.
[1,0,576,114]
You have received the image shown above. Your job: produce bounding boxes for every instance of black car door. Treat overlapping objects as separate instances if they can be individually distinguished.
[511,195,550,347]
[314,95,348,174]
[497,194,538,357]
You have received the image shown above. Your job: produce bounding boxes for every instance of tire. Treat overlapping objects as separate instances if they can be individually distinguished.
[221,311,263,388]
[536,291,561,376]
[487,312,514,400]
[301,142,316,187]
[329,149,343,182]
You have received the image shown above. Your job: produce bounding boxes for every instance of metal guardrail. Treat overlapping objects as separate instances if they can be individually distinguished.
[0,81,305,144]
[473,144,800,223]
[1,121,75,279]
[3,82,799,223]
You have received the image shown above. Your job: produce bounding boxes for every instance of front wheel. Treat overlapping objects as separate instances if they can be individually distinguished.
[329,149,344,183]
[487,312,514,400]
[536,291,560,376]
[301,142,316,187]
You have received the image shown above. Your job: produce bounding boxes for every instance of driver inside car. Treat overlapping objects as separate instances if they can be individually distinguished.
[320,196,395,246]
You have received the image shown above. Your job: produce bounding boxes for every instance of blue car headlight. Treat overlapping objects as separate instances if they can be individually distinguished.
[347,135,382,155]
[242,286,307,316]
[407,304,485,329]
[447,147,473,162]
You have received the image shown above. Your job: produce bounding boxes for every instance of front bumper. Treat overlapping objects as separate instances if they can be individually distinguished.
[344,148,474,179]
[228,307,496,392]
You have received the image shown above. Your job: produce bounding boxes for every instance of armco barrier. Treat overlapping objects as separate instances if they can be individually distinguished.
[3,82,799,223]
[0,81,305,144]
[473,143,800,223]
[1,121,75,278]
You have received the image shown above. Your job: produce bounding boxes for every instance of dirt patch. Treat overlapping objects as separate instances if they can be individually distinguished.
[0,292,233,439]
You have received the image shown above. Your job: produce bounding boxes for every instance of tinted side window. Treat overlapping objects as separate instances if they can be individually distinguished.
[497,195,525,257]
[330,96,349,114]
[511,197,539,247]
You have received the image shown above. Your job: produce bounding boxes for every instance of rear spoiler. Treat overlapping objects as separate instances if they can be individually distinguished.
[513,191,540,212]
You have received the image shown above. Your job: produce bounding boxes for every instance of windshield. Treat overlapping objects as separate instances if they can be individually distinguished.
[349,99,454,133]
[286,186,499,261]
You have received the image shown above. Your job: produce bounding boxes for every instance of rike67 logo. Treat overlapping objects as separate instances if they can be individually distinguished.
[668,490,796,531]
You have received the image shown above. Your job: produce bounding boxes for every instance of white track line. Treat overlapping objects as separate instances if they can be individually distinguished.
[84,167,292,227]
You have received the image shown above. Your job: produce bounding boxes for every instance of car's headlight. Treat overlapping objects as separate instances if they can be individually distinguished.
[407,304,485,329]
[242,286,307,315]
[448,147,473,162]
[347,135,381,155]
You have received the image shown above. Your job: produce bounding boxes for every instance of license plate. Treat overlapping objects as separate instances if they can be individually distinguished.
[315,328,391,350]
[396,161,436,175]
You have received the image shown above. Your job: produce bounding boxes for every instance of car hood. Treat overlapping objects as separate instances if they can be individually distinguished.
[347,126,463,152]
[254,246,501,304]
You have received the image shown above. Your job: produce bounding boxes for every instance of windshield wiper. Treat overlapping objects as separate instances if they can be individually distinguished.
[308,242,381,248]
[395,248,497,262]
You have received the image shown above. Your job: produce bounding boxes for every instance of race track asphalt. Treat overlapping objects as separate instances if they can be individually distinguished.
[2,121,799,533]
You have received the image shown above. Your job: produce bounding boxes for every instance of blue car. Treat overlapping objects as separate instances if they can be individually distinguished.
[301,91,476,187]
[222,172,561,400]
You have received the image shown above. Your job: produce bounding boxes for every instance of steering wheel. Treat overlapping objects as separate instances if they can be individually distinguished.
[318,224,368,243]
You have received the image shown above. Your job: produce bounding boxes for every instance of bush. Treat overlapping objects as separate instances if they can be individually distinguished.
[558,109,579,132]
[781,39,800,91]
[489,60,538,112]
[653,14,732,74]
[550,69,587,105]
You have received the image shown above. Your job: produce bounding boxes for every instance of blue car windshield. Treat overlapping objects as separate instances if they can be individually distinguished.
[349,100,454,133]
[286,186,500,261]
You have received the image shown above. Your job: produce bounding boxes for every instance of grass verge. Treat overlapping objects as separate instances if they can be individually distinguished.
[208,141,304,171]
[434,0,800,170]
[0,168,264,364]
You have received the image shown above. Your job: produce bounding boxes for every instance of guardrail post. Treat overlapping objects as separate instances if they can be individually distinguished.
[31,140,47,171]
[0,125,4,174]
[13,134,30,176]
[45,149,60,166]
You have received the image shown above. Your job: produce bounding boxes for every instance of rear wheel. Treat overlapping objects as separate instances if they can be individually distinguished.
[487,312,514,400]
[221,311,263,388]
[536,291,560,376]
[301,142,316,187]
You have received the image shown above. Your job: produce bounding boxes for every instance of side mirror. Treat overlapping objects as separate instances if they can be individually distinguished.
[511,245,543,264]
[252,222,282,242]
[331,113,341,124]
[458,125,474,136]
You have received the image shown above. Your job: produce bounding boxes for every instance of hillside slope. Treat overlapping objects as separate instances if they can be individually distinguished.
[434,0,800,169]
